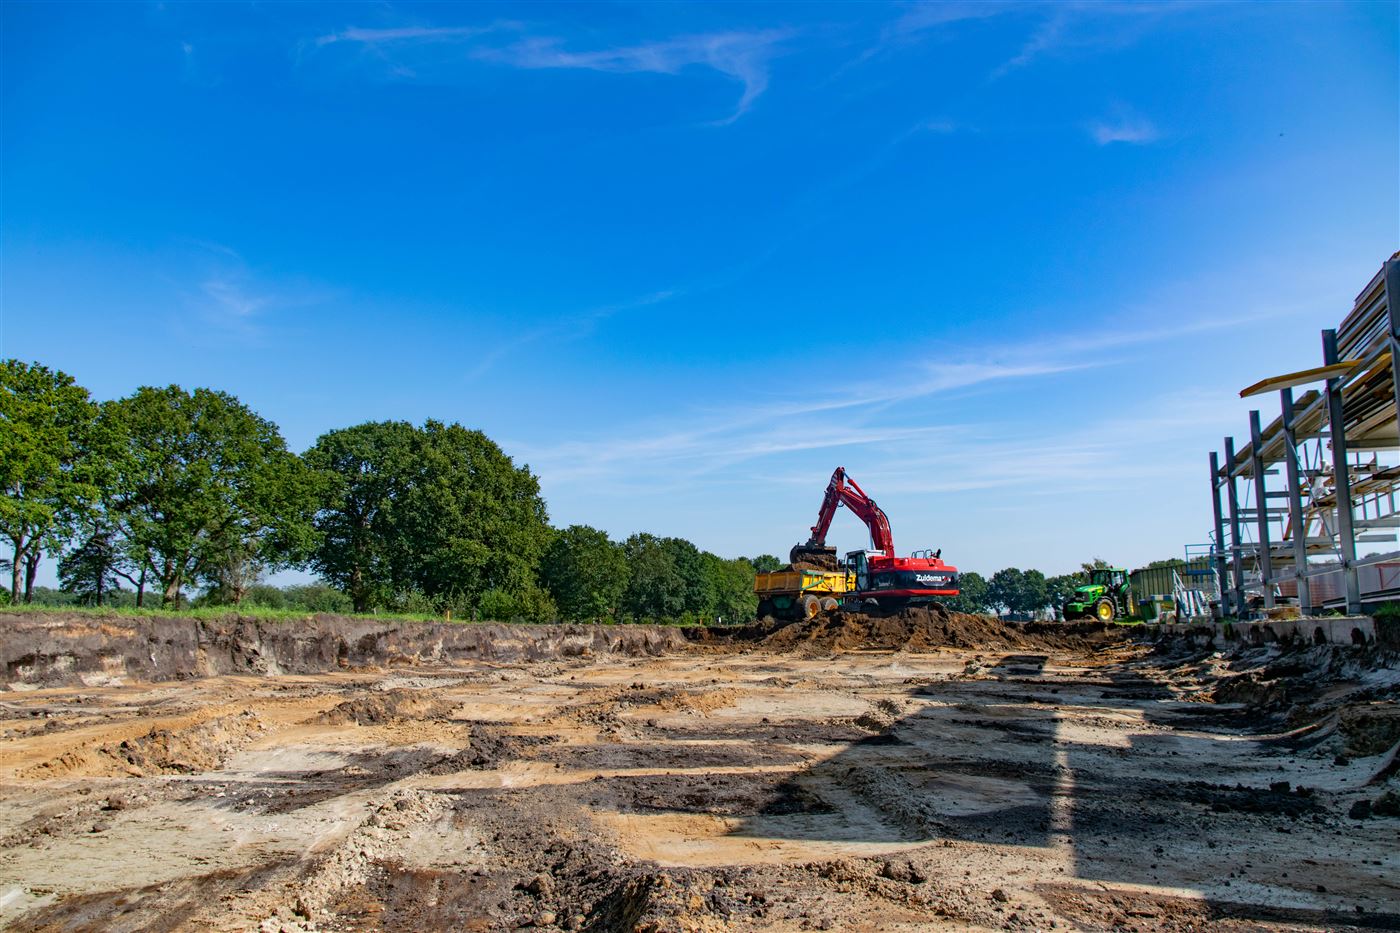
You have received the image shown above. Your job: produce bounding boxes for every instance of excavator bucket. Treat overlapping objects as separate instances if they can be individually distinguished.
[789,544,838,571]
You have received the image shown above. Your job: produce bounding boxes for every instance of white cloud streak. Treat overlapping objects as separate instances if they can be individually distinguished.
[178,242,328,338]
[481,30,788,122]
[463,289,679,382]
[312,23,790,123]
[201,276,271,318]
[508,305,1297,497]
[315,25,499,47]
[1088,113,1160,145]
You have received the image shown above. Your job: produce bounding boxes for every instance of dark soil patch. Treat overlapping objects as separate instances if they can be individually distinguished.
[1175,781,1323,818]
[587,771,823,818]
[542,741,802,771]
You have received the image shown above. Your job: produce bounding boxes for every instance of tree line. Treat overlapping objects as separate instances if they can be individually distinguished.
[942,561,1110,617]
[2,360,1156,622]
[0,360,763,622]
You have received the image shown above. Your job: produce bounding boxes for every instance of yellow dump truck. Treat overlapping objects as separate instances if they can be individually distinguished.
[755,568,855,620]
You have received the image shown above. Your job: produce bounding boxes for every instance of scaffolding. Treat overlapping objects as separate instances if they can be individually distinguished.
[1209,253,1400,617]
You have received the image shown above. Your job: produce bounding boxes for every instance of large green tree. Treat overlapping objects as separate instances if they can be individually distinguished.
[944,570,989,615]
[1018,569,1049,614]
[541,524,628,621]
[402,421,552,608]
[620,533,686,620]
[0,361,102,602]
[749,554,783,574]
[102,386,319,607]
[661,537,714,619]
[307,420,552,615]
[304,421,419,611]
[57,521,125,606]
[1045,573,1081,616]
[988,567,1049,615]
[706,554,757,624]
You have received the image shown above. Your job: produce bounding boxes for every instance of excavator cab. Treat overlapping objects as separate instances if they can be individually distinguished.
[845,550,879,592]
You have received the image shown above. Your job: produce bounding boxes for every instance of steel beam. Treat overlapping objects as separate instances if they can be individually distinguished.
[1209,451,1230,616]
[1224,436,1247,617]
[1249,410,1275,608]
[1280,387,1311,614]
[1386,258,1400,446]
[1323,329,1362,614]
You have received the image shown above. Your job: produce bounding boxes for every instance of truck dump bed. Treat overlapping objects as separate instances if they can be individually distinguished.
[754,569,854,597]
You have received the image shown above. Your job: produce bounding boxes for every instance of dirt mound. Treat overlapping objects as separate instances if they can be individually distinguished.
[700,599,1030,650]
[1211,670,1290,708]
[1339,702,1400,757]
[785,560,837,573]
[315,689,454,725]
[22,710,266,778]
[695,605,1123,653]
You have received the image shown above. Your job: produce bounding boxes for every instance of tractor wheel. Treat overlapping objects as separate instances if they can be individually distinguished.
[1094,598,1116,622]
[800,594,822,620]
[820,597,840,612]
[757,599,775,620]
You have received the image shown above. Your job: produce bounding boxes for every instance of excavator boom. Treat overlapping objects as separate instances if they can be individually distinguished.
[795,467,894,558]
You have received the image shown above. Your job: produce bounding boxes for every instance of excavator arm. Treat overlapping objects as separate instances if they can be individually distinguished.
[793,467,894,563]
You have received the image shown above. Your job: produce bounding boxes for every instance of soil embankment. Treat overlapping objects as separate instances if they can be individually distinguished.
[690,604,1126,652]
[0,613,690,689]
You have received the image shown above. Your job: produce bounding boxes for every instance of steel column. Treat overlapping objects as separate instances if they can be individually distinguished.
[1323,329,1362,614]
[1385,259,1400,443]
[1280,387,1311,615]
[1248,410,1275,608]
[1224,436,1247,617]
[1209,452,1230,616]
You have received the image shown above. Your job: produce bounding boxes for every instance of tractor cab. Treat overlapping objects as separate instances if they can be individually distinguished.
[1064,567,1131,622]
[1088,568,1127,591]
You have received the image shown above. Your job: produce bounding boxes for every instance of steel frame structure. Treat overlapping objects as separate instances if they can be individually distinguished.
[1209,254,1400,617]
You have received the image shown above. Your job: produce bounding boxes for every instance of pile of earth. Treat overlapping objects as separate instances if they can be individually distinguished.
[314,688,456,725]
[786,560,837,572]
[692,604,1124,653]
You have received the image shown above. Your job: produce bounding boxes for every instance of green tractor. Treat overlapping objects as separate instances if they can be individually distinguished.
[1063,567,1132,622]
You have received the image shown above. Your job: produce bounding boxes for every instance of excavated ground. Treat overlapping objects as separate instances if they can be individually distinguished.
[1,613,1398,932]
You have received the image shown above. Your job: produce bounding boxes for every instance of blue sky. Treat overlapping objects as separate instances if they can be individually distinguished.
[3,1,1398,580]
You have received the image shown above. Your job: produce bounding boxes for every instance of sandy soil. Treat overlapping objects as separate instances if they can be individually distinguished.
[1,635,1398,932]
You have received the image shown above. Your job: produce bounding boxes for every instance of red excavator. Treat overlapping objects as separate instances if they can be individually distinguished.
[789,467,959,610]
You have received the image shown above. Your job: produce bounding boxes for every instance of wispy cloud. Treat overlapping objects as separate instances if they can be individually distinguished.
[315,24,500,47]
[201,276,272,318]
[509,304,1299,496]
[1087,108,1160,145]
[481,30,789,123]
[956,1,1197,80]
[511,342,1103,487]
[886,2,1018,42]
[463,289,678,382]
[311,22,790,124]
[176,242,328,338]
[991,8,1068,77]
